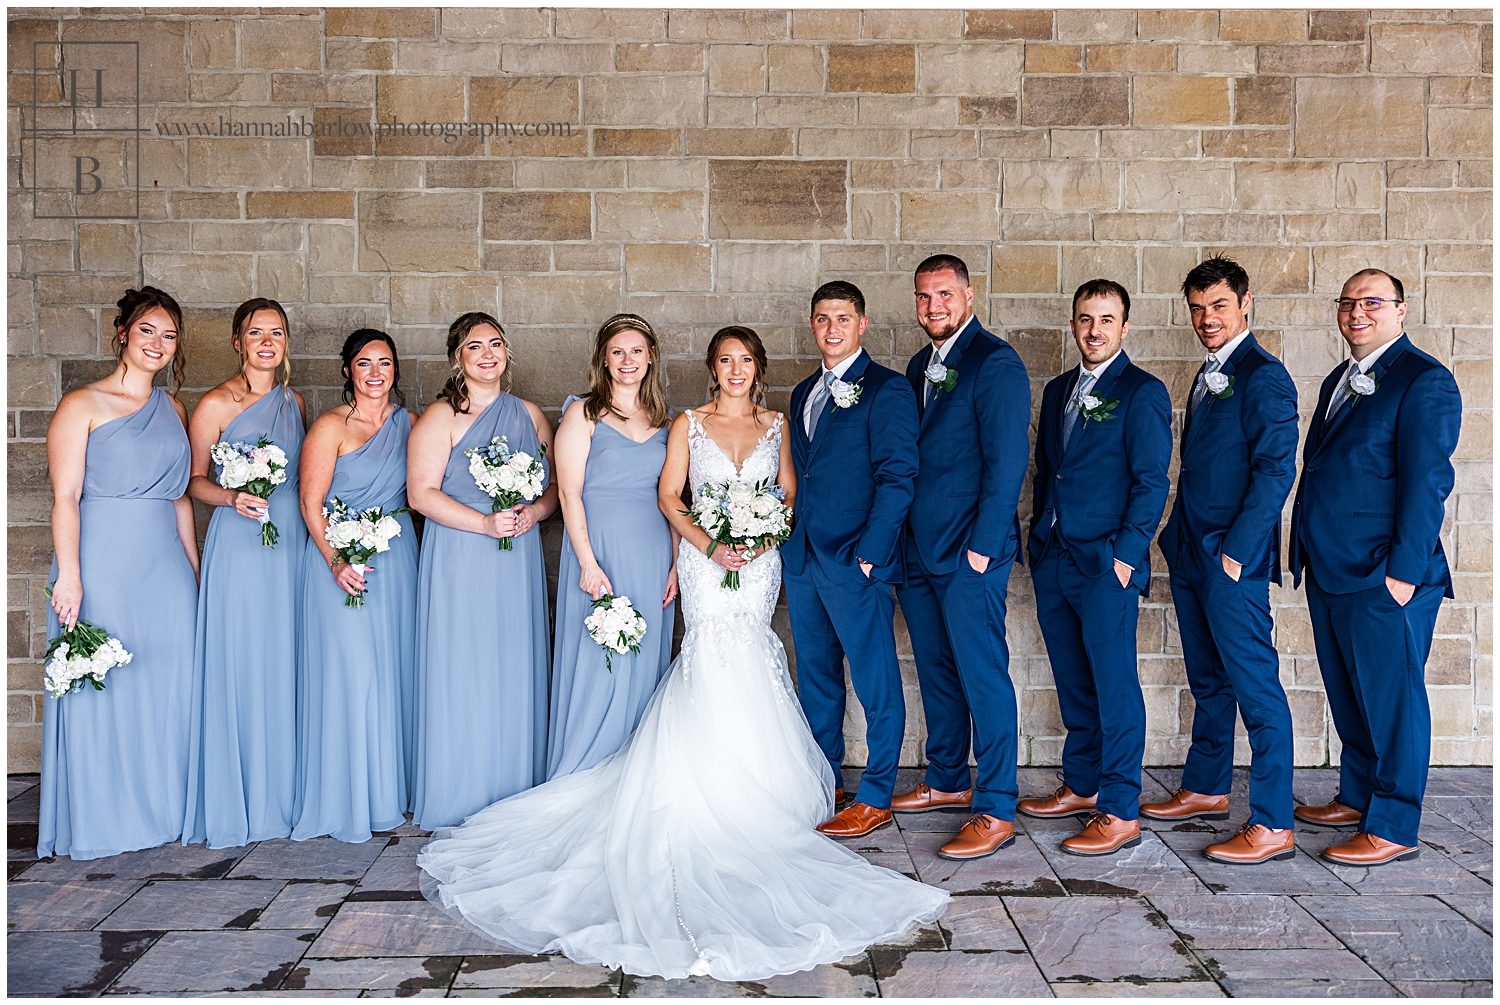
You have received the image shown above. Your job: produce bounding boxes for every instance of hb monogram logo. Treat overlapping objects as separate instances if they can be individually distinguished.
[27,41,140,219]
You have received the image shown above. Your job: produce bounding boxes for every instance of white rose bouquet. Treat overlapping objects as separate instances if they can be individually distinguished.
[42,586,133,700]
[686,477,793,589]
[466,435,548,551]
[322,496,406,609]
[585,593,648,672]
[210,435,290,547]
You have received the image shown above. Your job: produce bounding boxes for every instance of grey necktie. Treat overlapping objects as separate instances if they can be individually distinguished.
[1324,360,1361,421]
[1189,354,1222,415]
[1060,370,1097,452]
[804,370,834,439]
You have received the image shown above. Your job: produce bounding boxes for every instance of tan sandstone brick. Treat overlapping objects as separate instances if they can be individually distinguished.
[707,160,847,239]
[1134,77,1230,126]
[1371,22,1482,74]
[1295,77,1424,158]
[828,44,916,93]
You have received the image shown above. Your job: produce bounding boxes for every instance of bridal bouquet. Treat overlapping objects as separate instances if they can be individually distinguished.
[211,436,290,547]
[322,497,405,609]
[43,587,133,700]
[466,435,547,551]
[585,593,648,672]
[686,477,793,590]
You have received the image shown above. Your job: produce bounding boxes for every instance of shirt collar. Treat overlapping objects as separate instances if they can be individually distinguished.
[1078,348,1123,382]
[822,346,864,380]
[929,314,979,364]
[1207,328,1252,368]
[1351,334,1402,374]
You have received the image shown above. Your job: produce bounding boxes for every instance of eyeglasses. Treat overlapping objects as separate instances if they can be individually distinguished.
[1335,297,1403,313]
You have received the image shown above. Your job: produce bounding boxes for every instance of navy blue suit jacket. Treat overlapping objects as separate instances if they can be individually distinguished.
[784,349,921,586]
[1288,334,1462,597]
[1027,352,1173,595]
[1158,333,1299,584]
[904,316,1032,574]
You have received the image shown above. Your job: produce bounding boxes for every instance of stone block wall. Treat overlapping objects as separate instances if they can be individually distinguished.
[7,8,1492,772]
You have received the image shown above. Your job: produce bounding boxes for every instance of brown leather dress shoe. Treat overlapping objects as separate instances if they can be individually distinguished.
[1140,788,1230,822]
[891,782,974,813]
[1293,801,1362,827]
[1204,824,1295,864]
[1017,784,1097,819]
[937,814,1015,860]
[816,802,893,838]
[1321,832,1420,867]
[1061,812,1142,856]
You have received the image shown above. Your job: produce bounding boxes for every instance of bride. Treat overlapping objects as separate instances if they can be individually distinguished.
[417,326,949,981]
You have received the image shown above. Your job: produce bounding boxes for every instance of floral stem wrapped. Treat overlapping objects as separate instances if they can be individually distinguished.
[684,477,793,590]
[322,497,407,609]
[466,436,548,551]
[210,435,289,547]
[585,593,648,672]
[42,585,133,700]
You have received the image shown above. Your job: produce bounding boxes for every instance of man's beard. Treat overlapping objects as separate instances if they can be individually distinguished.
[922,309,970,342]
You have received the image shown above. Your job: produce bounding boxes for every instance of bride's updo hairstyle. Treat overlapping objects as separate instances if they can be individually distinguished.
[340,328,406,409]
[703,326,768,407]
[583,313,669,428]
[438,311,508,414]
[114,286,187,393]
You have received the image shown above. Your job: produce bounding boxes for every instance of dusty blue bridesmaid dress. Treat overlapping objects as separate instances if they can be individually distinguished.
[411,393,551,829]
[183,388,306,849]
[546,405,675,780]
[292,408,417,843]
[38,388,198,860]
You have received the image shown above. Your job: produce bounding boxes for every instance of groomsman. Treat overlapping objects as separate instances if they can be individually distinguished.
[1289,268,1462,866]
[1146,257,1300,864]
[784,281,921,838]
[1020,280,1171,855]
[891,255,1031,860]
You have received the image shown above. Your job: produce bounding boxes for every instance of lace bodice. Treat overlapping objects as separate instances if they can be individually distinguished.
[685,410,782,495]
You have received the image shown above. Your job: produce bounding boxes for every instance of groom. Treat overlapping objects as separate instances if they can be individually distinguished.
[784,280,921,839]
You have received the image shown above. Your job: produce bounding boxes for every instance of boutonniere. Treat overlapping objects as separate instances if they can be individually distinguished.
[829,376,862,409]
[1077,393,1120,427]
[1346,371,1378,400]
[1205,372,1234,400]
[923,359,958,395]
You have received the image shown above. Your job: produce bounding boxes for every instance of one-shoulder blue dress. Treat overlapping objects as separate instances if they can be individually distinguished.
[183,388,306,849]
[546,409,674,780]
[39,388,198,860]
[292,408,417,843]
[411,393,551,829]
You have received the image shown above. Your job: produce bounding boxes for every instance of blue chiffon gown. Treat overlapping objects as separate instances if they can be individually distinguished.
[183,389,306,849]
[292,408,417,843]
[38,388,198,860]
[547,412,675,780]
[412,393,551,829]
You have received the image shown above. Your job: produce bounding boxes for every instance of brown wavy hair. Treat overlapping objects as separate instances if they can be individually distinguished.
[582,314,669,428]
[437,311,508,414]
[704,325,768,406]
[231,297,291,394]
[114,286,186,393]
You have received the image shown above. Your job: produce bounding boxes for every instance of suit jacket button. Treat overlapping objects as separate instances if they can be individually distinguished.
[1055,474,1062,481]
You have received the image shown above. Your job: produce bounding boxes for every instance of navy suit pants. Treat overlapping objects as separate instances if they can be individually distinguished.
[784,549,905,810]
[1306,567,1443,848]
[1032,547,1145,819]
[895,548,1018,820]
[1171,560,1294,829]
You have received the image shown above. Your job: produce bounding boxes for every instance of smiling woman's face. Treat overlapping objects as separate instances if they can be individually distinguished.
[605,329,651,388]
[348,339,395,402]
[458,323,508,385]
[119,306,179,373]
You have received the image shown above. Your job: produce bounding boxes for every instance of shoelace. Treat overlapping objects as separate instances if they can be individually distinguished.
[960,814,994,832]
[1080,810,1119,829]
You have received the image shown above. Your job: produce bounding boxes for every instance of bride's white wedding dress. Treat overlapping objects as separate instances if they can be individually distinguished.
[417,410,949,981]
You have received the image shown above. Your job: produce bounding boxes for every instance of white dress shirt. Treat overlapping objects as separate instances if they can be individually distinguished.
[1207,328,1252,369]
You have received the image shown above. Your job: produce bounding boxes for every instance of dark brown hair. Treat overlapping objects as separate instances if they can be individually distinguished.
[437,312,508,414]
[1182,256,1250,303]
[340,329,405,410]
[704,325,768,406]
[231,297,291,393]
[583,313,669,428]
[810,280,865,318]
[915,253,970,286]
[114,286,186,393]
[1348,268,1405,303]
[1072,279,1132,321]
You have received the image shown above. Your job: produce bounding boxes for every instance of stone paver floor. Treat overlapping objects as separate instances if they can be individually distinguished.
[8,767,1492,997]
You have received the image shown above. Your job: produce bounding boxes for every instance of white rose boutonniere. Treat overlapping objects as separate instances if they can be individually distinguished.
[1077,393,1119,427]
[923,360,958,395]
[1204,372,1234,399]
[829,376,862,409]
[1347,372,1378,398]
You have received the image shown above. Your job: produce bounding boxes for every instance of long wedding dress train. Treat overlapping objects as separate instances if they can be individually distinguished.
[417,411,949,981]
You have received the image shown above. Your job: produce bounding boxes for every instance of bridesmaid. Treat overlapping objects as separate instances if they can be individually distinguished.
[409,312,559,829]
[183,298,307,849]
[293,329,418,843]
[547,314,678,780]
[40,287,199,860]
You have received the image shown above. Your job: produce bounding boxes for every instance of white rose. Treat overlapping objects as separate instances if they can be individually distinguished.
[1349,372,1377,396]
[376,515,401,540]
[329,522,362,549]
[727,481,756,509]
[249,461,272,481]
[265,445,288,467]
[750,495,775,517]
[1204,372,1230,394]
[1079,394,1102,411]
[924,361,949,383]
[222,456,253,488]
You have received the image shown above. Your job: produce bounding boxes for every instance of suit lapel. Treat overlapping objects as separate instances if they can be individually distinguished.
[1184,333,1256,452]
[1063,352,1128,463]
[914,342,936,424]
[918,317,978,433]
[1048,371,1076,472]
[1313,334,1411,457]
[808,349,869,461]
[790,372,814,467]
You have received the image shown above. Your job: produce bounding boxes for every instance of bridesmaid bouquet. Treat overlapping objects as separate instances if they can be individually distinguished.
[686,478,793,590]
[585,594,648,672]
[322,497,405,609]
[466,435,547,551]
[211,436,290,547]
[42,588,134,700]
